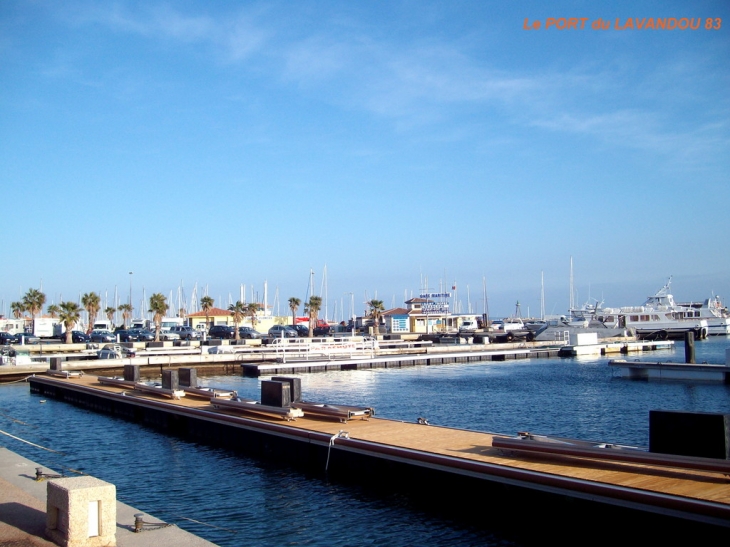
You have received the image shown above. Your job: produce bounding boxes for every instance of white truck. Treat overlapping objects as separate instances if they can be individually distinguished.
[33,318,61,338]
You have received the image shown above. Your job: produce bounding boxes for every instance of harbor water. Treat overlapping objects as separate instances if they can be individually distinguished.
[1,338,729,546]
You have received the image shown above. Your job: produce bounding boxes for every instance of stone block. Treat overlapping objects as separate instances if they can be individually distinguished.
[271,376,302,403]
[179,367,197,388]
[123,365,139,382]
[46,476,116,547]
[162,369,179,390]
[261,381,291,407]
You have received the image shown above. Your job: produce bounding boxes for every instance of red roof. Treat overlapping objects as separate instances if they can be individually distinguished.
[187,307,232,317]
[383,307,409,316]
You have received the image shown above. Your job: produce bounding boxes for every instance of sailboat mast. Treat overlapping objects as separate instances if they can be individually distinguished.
[541,271,545,320]
[569,256,574,312]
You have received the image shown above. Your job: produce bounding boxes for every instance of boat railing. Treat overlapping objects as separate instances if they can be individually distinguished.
[271,336,377,363]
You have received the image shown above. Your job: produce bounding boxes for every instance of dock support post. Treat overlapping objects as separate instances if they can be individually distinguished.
[684,331,695,364]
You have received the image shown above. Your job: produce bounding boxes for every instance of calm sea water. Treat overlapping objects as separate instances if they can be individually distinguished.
[1,338,729,546]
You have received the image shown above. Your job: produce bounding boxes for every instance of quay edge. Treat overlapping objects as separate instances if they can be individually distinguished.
[25,374,730,545]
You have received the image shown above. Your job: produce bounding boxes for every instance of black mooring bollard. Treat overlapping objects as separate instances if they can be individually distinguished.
[684,331,695,364]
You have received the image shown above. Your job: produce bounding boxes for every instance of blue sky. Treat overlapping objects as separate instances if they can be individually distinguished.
[1,1,729,319]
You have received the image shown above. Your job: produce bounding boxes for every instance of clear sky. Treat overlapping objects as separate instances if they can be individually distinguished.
[1,1,729,319]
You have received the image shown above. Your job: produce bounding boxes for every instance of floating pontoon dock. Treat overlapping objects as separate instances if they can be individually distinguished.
[26,373,730,542]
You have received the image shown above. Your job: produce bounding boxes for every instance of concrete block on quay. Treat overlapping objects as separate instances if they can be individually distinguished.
[46,476,117,547]
[0,448,215,547]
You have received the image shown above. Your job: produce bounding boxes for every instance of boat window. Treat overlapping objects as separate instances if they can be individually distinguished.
[630,315,639,322]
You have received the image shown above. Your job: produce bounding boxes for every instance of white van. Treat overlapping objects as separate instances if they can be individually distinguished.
[459,319,479,333]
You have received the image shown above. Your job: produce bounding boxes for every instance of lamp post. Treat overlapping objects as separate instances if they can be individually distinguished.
[345,292,355,336]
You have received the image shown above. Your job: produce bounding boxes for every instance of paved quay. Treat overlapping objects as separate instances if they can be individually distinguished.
[0,447,216,547]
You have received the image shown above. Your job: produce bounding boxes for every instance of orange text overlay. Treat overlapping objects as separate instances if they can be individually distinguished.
[523,17,722,30]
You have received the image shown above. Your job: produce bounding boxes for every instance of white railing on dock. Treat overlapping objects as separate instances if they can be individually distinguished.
[271,336,377,363]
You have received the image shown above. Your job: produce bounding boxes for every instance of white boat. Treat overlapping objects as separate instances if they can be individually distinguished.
[532,316,630,342]
[676,296,730,336]
[596,279,709,340]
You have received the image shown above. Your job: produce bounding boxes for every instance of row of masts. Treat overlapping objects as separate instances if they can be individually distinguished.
[5,260,582,324]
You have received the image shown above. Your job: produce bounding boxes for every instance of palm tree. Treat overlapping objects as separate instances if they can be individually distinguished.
[22,289,46,321]
[118,303,133,329]
[105,306,116,329]
[304,296,322,338]
[367,299,385,335]
[200,296,214,330]
[148,293,169,341]
[10,301,25,319]
[246,303,259,330]
[288,297,301,328]
[228,301,246,341]
[59,301,81,344]
[81,292,101,334]
[47,304,61,319]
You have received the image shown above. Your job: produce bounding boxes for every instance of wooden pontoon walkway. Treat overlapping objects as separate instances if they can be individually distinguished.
[27,373,730,535]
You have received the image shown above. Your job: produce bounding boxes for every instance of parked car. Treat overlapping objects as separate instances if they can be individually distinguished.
[158,330,180,341]
[17,332,41,344]
[97,344,136,359]
[0,332,19,345]
[268,325,298,338]
[130,329,155,342]
[313,325,332,336]
[238,327,263,339]
[208,325,236,339]
[169,325,202,340]
[90,330,116,343]
[291,324,309,337]
[116,330,136,342]
[67,331,90,343]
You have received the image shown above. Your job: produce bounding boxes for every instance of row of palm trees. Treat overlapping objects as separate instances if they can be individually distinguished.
[10,288,387,342]
[285,296,384,335]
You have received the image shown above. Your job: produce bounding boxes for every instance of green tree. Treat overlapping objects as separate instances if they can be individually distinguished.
[105,306,116,328]
[59,301,82,344]
[246,302,259,330]
[81,292,101,334]
[228,301,246,341]
[47,304,61,319]
[10,301,24,319]
[118,303,133,329]
[288,297,301,328]
[304,296,322,338]
[200,295,214,330]
[367,299,385,335]
[22,289,46,321]
[149,293,169,341]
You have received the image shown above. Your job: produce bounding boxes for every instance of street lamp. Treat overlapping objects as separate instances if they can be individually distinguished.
[345,292,355,336]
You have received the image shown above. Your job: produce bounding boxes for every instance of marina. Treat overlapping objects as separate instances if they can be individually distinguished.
[0,336,679,382]
[25,372,730,539]
[1,337,729,546]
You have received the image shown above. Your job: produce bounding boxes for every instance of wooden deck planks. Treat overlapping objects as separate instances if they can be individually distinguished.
[48,374,730,510]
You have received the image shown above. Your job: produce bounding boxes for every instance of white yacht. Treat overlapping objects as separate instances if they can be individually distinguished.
[676,295,730,335]
[596,279,708,340]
